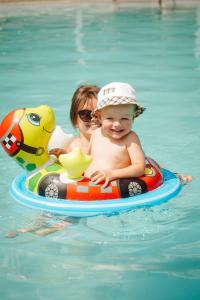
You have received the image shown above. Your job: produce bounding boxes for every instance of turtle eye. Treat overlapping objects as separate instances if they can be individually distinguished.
[27,113,41,126]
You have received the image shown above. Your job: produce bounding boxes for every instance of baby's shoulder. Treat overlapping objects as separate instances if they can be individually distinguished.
[125,130,140,144]
[127,130,139,138]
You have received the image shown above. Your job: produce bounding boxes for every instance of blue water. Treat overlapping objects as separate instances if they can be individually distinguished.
[0,4,200,300]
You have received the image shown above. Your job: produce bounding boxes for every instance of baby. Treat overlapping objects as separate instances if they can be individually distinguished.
[85,82,146,187]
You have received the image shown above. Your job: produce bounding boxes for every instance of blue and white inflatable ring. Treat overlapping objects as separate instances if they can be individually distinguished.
[10,169,182,217]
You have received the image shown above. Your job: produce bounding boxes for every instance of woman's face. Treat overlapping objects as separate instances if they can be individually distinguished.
[75,98,97,140]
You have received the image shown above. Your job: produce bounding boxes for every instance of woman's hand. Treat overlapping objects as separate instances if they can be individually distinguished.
[90,170,115,188]
[49,148,67,158]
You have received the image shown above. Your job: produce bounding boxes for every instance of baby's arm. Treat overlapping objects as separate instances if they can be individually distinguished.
[90,132,145,187]
[113,134,145,176]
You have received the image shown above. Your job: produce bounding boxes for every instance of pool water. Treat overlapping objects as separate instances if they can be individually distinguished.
[0,3,200,300]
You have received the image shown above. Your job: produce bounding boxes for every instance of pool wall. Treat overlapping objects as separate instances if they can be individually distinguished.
[0,0,200,8]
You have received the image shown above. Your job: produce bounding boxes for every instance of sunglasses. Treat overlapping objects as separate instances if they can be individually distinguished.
[78,109,92,122]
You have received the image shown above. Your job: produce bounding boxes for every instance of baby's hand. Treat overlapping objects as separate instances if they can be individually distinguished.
[90,170,115,188]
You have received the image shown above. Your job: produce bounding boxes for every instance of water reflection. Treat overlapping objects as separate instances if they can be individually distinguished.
[74,10,86,65]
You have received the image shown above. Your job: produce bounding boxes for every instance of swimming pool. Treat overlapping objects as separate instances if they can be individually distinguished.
[0,3,200,300]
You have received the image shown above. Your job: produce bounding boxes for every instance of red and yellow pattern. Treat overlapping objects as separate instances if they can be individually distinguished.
[59,157,163,201]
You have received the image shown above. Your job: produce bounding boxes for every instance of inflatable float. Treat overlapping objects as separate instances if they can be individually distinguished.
[0,105,182,217]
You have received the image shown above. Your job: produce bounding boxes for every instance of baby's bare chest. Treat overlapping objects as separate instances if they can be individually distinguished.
[91,135,130,165]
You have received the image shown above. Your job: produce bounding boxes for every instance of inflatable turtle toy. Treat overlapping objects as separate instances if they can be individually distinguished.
[0,105,163,201]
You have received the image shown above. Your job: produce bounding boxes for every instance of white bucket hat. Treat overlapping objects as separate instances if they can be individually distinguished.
[96,82,146,117]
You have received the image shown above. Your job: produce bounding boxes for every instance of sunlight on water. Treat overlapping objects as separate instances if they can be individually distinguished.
[0,4,200,300]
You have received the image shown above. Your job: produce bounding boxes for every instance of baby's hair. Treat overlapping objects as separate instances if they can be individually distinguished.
[70,85,100,127]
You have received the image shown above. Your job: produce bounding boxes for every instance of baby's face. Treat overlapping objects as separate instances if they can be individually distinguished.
[100,104,135,140]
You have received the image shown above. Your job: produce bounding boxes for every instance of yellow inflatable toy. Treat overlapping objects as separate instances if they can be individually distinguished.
[0,105,93,198]
[59,148,92,181]
[0,104,168,204]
